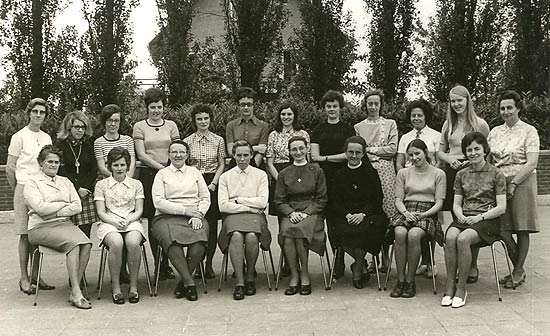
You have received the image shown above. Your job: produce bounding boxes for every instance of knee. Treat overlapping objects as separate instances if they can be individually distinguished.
[245,233,258,246]
[230,232,244,245]
[456,235,472,250]
[407,230,424,245]
[394,228,407,242]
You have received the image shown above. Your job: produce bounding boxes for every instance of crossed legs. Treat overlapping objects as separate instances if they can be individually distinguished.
[501,230,530,279]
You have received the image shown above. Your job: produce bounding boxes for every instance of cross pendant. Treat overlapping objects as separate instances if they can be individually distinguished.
[297,178,302,183]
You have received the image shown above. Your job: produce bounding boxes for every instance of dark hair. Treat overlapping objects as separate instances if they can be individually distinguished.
[361,89,385,113]
[106,147,131,172]
[232,140,253,155]
[168,139,191,165]
[320,90,345,109]
[405,99,433,126]
[143,87,166,108]
[406,139,431,164]
[461,132,490,157]
[25,98,50,117]
[37,145,63,165]
[343,135,367,154]
[273,100,302,132]
[100,104,123,127]
[236,87,256,102]
[189,104,213,130]
[498,90,523,111]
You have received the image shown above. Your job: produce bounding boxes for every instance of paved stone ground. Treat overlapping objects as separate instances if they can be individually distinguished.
[0,208,549,336]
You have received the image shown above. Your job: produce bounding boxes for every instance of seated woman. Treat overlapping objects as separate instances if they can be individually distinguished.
[218,140,270,300]
[94,147,146,304]
[389,139,446,298]
[275,136,327,296]
[332,136,387,289]
[24,145,92,309]
[443,132,506,308]
[151,140,210,301]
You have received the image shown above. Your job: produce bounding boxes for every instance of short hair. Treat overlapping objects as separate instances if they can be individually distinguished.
[189,104,213,130]
[37,144,63,165]
[143,87,166,108]
[106,146,131,172]
[57,111,94,141]
[168,139,190,153]
[498,90,523,111]
[236,87,256,102]
[99,104,123,127]
[461,132,490,157]
[273,100,302,132]
[320,90,345,109]
[25,98,50,117]
[343,135,367,154]
[287,136,308,152]
[361,89,385,113]
[405,99,433,126]
[232,140,253,155]
[406,139,430,164]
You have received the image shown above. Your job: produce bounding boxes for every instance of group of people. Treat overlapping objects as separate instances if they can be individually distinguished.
[7,84,539,310]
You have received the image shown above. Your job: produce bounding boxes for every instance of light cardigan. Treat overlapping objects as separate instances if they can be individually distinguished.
[218,165,268,214]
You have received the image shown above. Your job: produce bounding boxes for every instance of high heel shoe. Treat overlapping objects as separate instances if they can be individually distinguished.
[112,292,125,305]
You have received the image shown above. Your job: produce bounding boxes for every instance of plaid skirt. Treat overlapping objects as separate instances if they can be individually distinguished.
[389,201,444,246]
[72,194,99,226]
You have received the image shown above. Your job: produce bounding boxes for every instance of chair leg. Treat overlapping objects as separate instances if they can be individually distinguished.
[319,252,329,290]
[153,245,162,297]
[429,241,437,295]
[96,247,105,291]
[141,244,153,297]
[218,253,227,292]
[268,248,277,283]
[261,249,272,291]
[199,261,208,294]
[490,243,503,301]
[224,252,229,281]
[98,247,108,300]
[325,241,332,278]
[383,244,394,291]
[373,254,381,291]
[328,247,338,289]
[33,252,44,306]
[275,247,284,291]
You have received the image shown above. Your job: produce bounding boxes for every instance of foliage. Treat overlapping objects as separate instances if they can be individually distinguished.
[221,0,287,93]
[289,0,358,104]
[366,0,417,101]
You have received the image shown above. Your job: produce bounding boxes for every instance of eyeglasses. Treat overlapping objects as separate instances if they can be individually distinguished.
[170,151,187,155]
[72,125,87,131]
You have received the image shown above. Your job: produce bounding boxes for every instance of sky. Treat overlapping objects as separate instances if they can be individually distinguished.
[0,0,437,93]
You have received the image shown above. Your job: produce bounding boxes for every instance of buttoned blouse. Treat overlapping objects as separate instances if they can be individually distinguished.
[354,117,398,161]
[454,163,506,215]
[225,116,269,146]
[24,172,82,230]
[397,126,441,167]
[266,129,310,164]
[218,165,269,214]
[183,131,226,174]
[152,165,210,216]
[488,119,540,177]
[94,176,144,220]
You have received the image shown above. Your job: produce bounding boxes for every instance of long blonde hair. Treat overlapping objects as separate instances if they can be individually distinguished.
[446,85,480,140]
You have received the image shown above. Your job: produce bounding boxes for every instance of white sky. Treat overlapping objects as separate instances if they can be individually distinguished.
[0,0,436,93]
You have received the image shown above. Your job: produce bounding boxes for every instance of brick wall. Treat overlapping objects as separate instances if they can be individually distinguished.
[2,151,550,211]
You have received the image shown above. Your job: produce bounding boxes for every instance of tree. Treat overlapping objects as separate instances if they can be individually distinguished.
[222,0,286,94]
[290,0,358,104]
[366,0,416,101]
[422,0,503,101]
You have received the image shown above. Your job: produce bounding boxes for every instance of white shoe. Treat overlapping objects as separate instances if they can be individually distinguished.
[426,265,438,278]
[415,264,428,276]
[441,295,453,307]
[451,292,468,308]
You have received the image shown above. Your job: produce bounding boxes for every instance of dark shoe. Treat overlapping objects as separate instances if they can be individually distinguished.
[128,291,139,304]
[352,279,364,289]
[499,274,512,285]
[112,292,125,305]
[504,272,526,289]
[185,286,198,301]
[466,268,479,284]
[284,285,299,296]
[401,282,416,298]
[390,281,405,298]
[244,281,256,296]
[233,285,245,300]
[174,281,186,299]
[120,272,130,284]
[299,284,312,296]
[31,279,56,290]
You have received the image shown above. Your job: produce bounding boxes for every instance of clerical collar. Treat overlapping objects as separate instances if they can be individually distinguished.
[348,162,362,169]
[293,161,308,167]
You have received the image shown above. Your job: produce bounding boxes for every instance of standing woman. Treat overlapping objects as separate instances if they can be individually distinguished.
[310,90,355,278]
[133,87,180,280]
[275,136,327,295]
[94,104,136,178]
[437,84,490,283]
[183,103,225,279]
[6,98,54,294]
[57,111,99,238]
[488,90,539,288]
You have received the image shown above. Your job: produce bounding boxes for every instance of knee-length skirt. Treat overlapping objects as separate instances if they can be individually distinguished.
[448,217,501,245]
[279,214,326,255]
[389,201,444,246]
[97,220,146,245]
[501,174,539,233]
[333,213,388,254]
[218,213,272,253]
[151,214,208,251]
[28,219,92,253]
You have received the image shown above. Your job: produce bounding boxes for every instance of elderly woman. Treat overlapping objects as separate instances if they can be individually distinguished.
[488,90,539,289]
[442,132,506,308]
[24,145,92,309]
[151,140,210,301]
[7,98,54,294]
[275,136,327,296]
[437,85,490,284]
[133,87,180,280]
[183,104,225,279]
[389,139,446,298]
[95,147,145,304]
[57,111,98,238]
[94,104,136,178]
[331,136,387,289]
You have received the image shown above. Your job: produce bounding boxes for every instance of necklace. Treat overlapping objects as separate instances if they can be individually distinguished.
[294,163,307,183]
[69,143,82,174]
